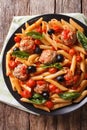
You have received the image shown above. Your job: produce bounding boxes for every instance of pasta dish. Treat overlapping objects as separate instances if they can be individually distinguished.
[6,17,87,112]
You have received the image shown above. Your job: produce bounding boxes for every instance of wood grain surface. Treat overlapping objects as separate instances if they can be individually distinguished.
[0,0,87,130]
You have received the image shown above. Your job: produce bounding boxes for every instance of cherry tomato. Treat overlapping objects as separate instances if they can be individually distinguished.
[76,55,82,62]
[62,29,70,39]
[14,36,21,43]
[32,44,36,50]
[52,25,63,33]
[73,75,79,83]
[34,39,41,45]
[48,68,57,74]
[21,90,32,98]
[49,84,57,92]
[85,73,87,79]
[42,29,46,33]
[54,88,62,94]
[37,80,46,85]
[45,101,54,109]
[26,79,36,88]
[8,60,17,69]
[36,26,42,33]
[72,86,78,90]
[69,48,76,56]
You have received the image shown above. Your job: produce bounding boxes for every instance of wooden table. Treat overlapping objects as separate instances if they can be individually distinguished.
[0,0,87,130]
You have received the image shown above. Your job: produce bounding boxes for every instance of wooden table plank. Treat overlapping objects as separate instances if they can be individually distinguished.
[30,0,55,15]
[82,0,87,17]
[56,0,81,13]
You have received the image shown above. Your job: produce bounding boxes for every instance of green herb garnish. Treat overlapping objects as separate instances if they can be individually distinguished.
[59,92,80,100]
[77,31,87,50]
[26,31,43,39]
[29,93,46,104]
[42,63,63,69]
[12,50,29,59]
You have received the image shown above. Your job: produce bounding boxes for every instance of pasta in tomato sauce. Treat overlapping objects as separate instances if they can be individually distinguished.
[6,17,87,112]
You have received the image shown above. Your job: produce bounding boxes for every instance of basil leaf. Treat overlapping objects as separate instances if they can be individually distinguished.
[42,63,63,69]
[26,31,42,39]
[12,50,29,59]
[59,92,80,100]
[29,93,46,104]
[77,31,87,50]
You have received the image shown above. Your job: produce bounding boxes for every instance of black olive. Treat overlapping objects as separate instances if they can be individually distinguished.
[34,46,42,54]
[13,47,19,51]
[56,75,65,82]
[42,91,49,100]
[47,29,55,35]
[56,54,64,62]
[27,66,36,73]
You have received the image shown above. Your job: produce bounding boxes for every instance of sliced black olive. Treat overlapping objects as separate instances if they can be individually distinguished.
[34,46,42,54]
[56,75,65,82]
[42,91,49,100]
[27,66,36,73]
[13,47,19,51]
[47,29,55,35]
[56,54,64,62]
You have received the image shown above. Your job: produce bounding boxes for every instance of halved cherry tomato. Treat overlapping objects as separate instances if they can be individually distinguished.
[76,55,82,62]
[49,84,61,94]
[14,36,21,43]
[36,26,42,33]
[21,90,32,98]
[52,25,63,33]
[37,80,46,85]
[62,29,70,39]
[8,60,17,69]
[54,88,62,94]
[45,101,54,109]
[32,44,36,50]
[26,79,36,88]
[48,68,57,74]
[49,84,57,92]
[69,48,76,56]
[34,39,41,45]
[73,75,79,83]
[85,73,87,79]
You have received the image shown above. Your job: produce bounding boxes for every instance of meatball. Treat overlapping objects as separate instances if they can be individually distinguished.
[13,64,28,81]
[61,29,76,46]
[19,37,34,53]
[34,83,48,94]
[39,50,57,64]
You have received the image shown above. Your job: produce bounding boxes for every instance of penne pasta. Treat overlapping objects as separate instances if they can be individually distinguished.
[61,19,75,31]
[70,55,76,75]
[73,90,87,103]
[57,50,72,60]
[25,17,43,33]
[69,18,84,32]
[51,102,72,110]
[80,53,85,72]
[45,79,68,91]
[44,69,67,79]
[43,32,58,50]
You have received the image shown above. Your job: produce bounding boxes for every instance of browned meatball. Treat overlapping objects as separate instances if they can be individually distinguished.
[19,37,34,53]
[13,64,28,81]
[39,50,57,64]
[34,83,48,94]
[61,30,76,46]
